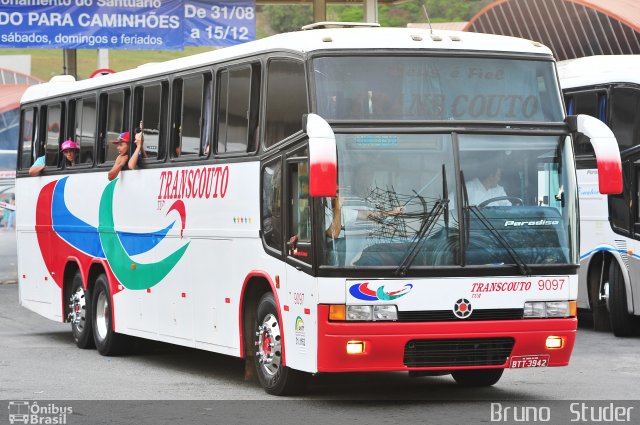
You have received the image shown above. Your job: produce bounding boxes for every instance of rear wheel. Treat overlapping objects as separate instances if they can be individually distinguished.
[253,292,308,395]
[92,274,131,355]
[68,271,94,349]
[608,262,635,337]
[451,369,504,387]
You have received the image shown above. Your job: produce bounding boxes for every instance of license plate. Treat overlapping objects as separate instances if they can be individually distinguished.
[509,355,550,368]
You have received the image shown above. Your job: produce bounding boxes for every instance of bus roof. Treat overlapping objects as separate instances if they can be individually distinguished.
[21,27,553,104]
[557,55,640,89]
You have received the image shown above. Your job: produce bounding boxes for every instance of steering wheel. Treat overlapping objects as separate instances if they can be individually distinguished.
[478,196,524,208]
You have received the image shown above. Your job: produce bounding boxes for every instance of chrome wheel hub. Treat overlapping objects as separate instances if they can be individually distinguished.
[68,286,87,332]
[95,291,109,341]
[255,313,282,376]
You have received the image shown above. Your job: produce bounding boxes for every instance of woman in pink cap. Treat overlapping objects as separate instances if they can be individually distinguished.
[60,139,79,168]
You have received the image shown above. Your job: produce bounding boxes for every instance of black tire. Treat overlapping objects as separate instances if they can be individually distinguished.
[253,292,309,396]
[69,270,94,349]
[608,262,635,337]
[451,369,504,387]
[588,264,610,332]
[92,273,131,356]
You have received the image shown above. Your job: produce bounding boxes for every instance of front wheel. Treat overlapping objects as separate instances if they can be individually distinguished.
[253,292,308,395]
[451,369,504,387]
[92,274,131,355]
[68,270,94,349]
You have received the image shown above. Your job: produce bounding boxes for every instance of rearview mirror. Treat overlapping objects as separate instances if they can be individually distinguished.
[567,114,622,194]
[305,114,337,197]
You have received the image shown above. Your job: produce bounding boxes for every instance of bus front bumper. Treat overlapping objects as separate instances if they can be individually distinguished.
[317,305,576,373]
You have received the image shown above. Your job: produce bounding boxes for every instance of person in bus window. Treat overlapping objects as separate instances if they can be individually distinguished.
[28,140,46,177]
[108,131,143,181]
[465,167,510,207]
[60,139,79,168]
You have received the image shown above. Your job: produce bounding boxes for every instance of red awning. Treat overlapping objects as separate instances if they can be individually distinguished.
[0,84,30,114]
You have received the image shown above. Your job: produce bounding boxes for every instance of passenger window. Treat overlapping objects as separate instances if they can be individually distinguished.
[265,60,308,148]
[45,104,62,168]
[610,87,640,151]
[216,64,260,154]
[101,91,127,163]
[262,157,282,251]
[135,83,165,160]
[172,75,210,158]
[19,108,36,170]
[74,97,97,165]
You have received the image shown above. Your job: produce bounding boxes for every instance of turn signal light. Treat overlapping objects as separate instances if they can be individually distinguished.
[329,304,346,321]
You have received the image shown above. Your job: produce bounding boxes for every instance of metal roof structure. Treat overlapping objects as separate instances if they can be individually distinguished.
[464,0,640,61]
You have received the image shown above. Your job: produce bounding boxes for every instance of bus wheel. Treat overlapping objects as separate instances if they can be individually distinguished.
[68,270,94,349]
[451,369,504,387]
[608,263,635,336]
[92,274,130,355]
[253,292,308,395]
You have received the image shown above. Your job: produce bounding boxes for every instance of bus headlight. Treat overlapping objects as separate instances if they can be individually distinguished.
[373,305,398,321]
[524,301,575,318]
[343,305,398,321]
[347,305,373,321]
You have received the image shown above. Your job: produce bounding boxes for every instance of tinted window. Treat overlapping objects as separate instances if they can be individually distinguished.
[138,84,164,160]
[217,64,260,154]
[45,104,62,167]
[102,91,126,163]
[262,157,282,251]
[75,97,96,165]
[19,108,36,170]
[172,75,209,158]
[610,87,640,151]
[265,60,308,148]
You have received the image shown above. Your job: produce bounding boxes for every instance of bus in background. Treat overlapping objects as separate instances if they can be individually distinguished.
[559,55,640,336]
[16,25,621,395]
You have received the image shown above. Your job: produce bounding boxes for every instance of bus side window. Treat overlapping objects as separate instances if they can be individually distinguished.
[264,59,308,149]
[76,96,97,165]
[134,82,166,161]
[172,74,209,159]
[216,63,260,154]
[100,90,128,164]
[45,103,63,168]
[19,108,37,170]
[262,157,282,252]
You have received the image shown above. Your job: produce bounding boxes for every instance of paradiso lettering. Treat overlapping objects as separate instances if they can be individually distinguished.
[158,166,229,202]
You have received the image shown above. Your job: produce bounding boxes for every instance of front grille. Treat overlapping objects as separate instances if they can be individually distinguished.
[398,308,523,322]
[404,337,514,367]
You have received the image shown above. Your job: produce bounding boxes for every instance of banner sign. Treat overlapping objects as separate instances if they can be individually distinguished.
[185,0,255,47]
[0,0,256,50]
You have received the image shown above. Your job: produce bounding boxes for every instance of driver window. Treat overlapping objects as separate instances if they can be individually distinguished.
[286,148,312,264]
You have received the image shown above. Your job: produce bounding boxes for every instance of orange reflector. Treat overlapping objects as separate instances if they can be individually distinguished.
[346,341,365,354]
[329,304,346,321]
[569,300,577,317]
[546,336,564,349]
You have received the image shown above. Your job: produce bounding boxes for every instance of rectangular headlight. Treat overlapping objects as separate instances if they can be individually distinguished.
[523,301,546,318]
[546,301,570,317]
[347,305,373,321]
[373,305,398,321]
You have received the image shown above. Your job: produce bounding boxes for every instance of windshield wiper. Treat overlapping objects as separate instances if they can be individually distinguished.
[467,205,532,276]
[395,198,447,277]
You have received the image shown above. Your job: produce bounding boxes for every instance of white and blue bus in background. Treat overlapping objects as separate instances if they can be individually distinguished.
[559,55,640,336]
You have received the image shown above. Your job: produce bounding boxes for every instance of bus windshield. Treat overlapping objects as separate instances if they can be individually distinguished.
[320,133,577,270]
[314,56,564,122]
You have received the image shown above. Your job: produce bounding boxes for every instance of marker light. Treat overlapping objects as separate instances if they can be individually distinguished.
[346,341,365,355]
[546,336,564,349]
